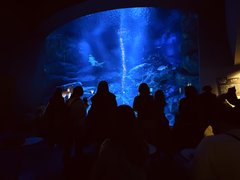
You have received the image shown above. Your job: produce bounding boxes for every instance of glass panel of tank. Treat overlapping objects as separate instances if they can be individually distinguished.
[44,7,199,126]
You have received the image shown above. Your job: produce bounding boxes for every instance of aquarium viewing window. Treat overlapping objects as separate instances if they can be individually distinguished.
[44,7,199,125]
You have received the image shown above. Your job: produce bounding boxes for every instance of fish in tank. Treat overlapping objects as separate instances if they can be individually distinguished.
[44,7,199,126]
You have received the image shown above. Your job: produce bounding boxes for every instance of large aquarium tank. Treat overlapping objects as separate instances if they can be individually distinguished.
[44,7,199,126]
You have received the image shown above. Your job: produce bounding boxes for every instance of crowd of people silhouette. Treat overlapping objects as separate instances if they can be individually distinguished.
[32,81,240,180]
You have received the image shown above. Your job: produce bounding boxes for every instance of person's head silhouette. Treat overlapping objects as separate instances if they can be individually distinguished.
[185,86,198,99]
[202,85,212,93]
[138,83,150,96]
[155,90,166,107]
[71,86,83,98]
[53,88,62,97]
[97,81,109,95]
[116,105,136,128]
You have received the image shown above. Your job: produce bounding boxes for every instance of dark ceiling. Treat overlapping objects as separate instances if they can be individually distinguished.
[0,0,87,33]
[0,0,225,34]
[0,0,229,57]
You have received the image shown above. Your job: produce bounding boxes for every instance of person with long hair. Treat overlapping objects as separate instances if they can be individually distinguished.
[89,105,149,180]
[62,86,86,164]
[86,81,117,153]
[133,83,156,168]
[154,90,172,159]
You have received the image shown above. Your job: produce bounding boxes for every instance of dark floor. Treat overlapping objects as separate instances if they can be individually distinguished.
[0,130,189,180]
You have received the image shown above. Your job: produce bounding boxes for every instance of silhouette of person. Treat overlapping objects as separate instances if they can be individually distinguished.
[89,105,149,180]
[198,85,218,137]
[154,90,172,159]
[62,86,86,164]
[226,86,238,105]
[39,88,65,148]
[199,85,216,100]
[86,81,117,153]
[133,83,156,168]
[178,86,199,122]
[133,83,155,144]
[172,86,200,150]
[188,106,240,180]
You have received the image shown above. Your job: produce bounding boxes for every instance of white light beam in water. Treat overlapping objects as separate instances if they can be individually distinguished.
[119,37,126,104]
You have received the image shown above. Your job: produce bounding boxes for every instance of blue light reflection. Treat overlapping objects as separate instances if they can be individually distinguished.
[45,7,199,125]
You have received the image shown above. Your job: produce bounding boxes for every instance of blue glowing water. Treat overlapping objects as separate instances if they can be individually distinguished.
[44,7,199,126]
